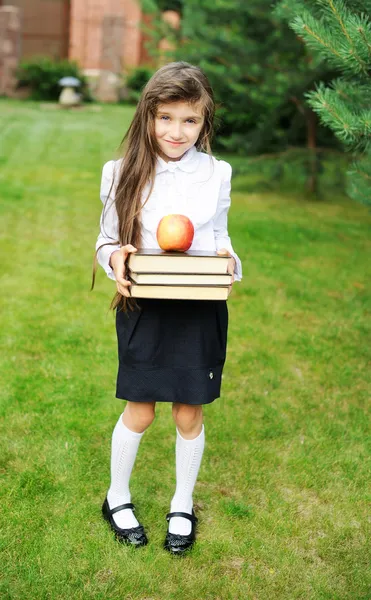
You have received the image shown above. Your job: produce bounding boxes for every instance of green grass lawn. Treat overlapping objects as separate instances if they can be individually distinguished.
[0,99,370,600]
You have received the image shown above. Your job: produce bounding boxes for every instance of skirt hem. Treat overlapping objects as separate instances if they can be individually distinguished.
[115,394,219,406]
[116,363,225,405]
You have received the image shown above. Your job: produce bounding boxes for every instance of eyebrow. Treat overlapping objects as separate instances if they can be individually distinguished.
[157,111,203,120]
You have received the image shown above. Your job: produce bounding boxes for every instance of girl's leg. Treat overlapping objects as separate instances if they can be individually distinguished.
[107,401,156,529]
[169,403,205,535]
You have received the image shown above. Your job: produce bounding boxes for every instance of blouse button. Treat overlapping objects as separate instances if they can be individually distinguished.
[209,371,214,379]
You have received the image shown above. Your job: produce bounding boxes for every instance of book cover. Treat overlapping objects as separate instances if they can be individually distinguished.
[129,272,232,286]
[129,284,229,301]
[127,249,229,274]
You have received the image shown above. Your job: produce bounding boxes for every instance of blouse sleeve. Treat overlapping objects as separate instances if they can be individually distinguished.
[213,161,243,281]
[95,160,121,281]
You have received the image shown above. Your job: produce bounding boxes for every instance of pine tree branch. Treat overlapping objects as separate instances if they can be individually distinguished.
[307,88,347,133]
[332,78,370,109]
[306,82,371,152]
[327,0,353,45]
[291,8,371,76]
[326,1,369,73]
[358,26,371,62]
[299,22,342,59]
[276,0,371,205]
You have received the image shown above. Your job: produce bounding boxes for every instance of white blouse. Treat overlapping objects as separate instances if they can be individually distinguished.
[96,145,243,281]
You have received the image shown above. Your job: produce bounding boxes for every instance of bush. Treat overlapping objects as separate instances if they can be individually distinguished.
[16,57,93,102]
[125,66,155,103]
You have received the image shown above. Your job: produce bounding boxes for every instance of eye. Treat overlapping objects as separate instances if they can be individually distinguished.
[159,115,170,121]
[186,119,196,124]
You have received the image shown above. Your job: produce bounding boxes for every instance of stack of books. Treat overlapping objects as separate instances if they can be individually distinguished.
[127,249,232,300]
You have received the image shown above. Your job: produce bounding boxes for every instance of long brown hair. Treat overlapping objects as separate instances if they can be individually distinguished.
[91,61,216,312]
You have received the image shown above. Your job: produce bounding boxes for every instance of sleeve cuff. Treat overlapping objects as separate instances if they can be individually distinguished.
[229,249,243,282]
[215,239,243,281]
[97,243,121,280]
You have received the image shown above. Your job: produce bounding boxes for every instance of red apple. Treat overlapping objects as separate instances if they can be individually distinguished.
[156,214,194,252]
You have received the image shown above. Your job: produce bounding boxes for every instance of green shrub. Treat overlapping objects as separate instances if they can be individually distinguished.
[125,66,155,103]
[16,57,93,102]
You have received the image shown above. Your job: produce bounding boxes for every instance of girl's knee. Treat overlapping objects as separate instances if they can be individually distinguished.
[172,403,203,428]
[124,401,156,431]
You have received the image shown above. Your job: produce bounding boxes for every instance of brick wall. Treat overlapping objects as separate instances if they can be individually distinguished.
[69,0,142,72]
[0,6,21,96]
[4,0,69,60]
[68,0,145,101]
[0,1,179,101]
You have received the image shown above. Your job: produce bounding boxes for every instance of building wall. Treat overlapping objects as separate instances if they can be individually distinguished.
[0,1,178,101]
[3,0,69,60]
[1,0,147,70]
[0,6,21,96]
[68,0,143,72]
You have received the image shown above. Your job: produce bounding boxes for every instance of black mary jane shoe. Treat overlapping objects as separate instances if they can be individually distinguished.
[102,497,148,547]
[163,510,198,555]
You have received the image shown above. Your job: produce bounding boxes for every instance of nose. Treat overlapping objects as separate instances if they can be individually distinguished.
[169,121,182,140]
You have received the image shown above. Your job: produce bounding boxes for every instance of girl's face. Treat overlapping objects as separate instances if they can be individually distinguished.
[154,101,205,162]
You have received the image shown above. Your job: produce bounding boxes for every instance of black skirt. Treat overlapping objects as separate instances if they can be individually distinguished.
[115,298,228,405]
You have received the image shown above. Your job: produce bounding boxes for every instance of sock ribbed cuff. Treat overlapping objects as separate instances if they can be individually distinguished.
[176,423,204,443]
[118,413,145,439]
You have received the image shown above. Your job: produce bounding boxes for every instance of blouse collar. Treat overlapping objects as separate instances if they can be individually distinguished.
[156,145,200,174]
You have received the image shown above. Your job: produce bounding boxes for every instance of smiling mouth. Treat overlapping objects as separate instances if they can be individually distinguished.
[165,141,185,145]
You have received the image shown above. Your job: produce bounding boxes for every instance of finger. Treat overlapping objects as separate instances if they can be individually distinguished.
[122,244,138,254]
[116,278,131,288]
[217,248,230,256]
[227,266,235,278]
[120,246,138,271]
[115,246,135,274]
[119,287,131,298]
[117,282,132,297]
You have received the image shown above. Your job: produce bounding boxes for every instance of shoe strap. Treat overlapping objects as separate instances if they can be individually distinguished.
[166,511,198,524]
[110,502,135,515]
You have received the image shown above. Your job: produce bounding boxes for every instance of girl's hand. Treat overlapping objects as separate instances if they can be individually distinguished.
[110,244,138,297]
[216,248,235,296]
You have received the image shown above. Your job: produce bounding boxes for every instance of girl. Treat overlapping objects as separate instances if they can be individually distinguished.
[92,61,242,555]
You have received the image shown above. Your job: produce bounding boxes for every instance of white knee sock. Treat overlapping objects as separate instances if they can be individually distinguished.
[169,424,205,535]
[107,412,144,529]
